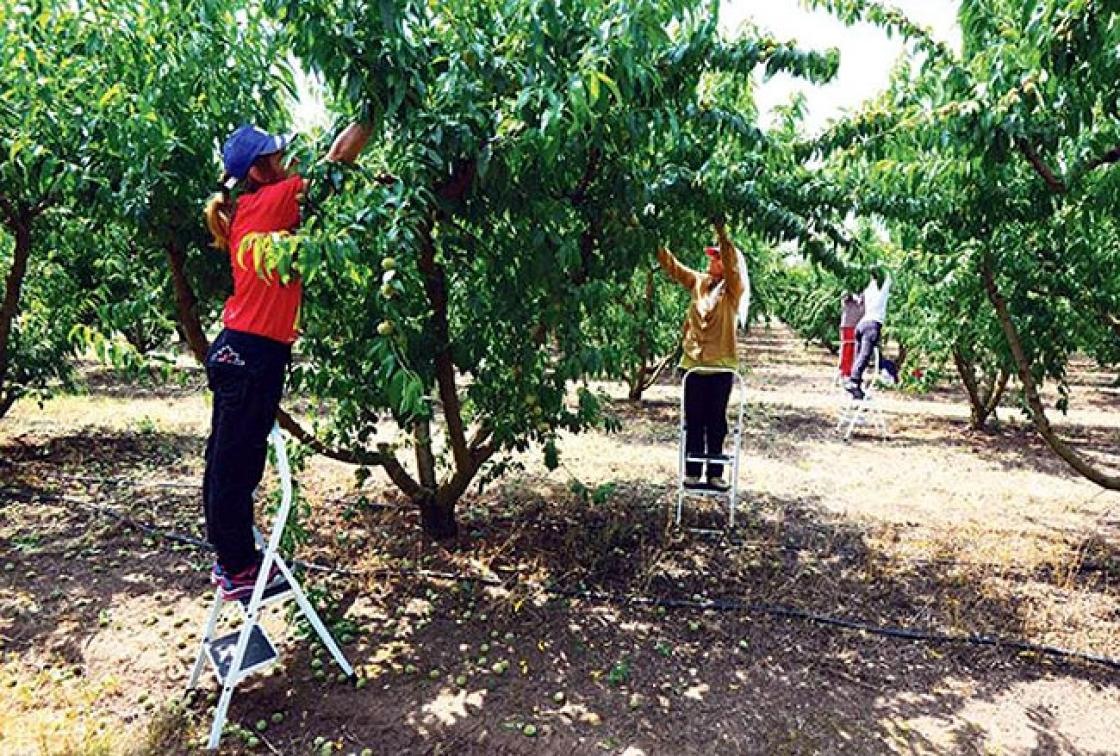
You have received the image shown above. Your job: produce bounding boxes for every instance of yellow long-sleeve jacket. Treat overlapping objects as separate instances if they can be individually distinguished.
[657,235,744,369]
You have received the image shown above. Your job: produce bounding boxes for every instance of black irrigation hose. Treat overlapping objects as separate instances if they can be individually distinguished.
[7,488,1120,675]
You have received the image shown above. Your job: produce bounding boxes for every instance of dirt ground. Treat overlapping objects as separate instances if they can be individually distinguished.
[1,325,1118,755]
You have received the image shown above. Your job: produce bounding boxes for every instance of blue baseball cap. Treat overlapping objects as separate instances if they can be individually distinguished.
[221,124,294,183]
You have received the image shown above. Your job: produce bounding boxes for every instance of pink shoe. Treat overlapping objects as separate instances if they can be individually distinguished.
[210,560,281,601]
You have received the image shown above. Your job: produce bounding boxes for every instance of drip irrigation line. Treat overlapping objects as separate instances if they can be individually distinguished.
[5,485,1114,583]
[9,488,1119,675]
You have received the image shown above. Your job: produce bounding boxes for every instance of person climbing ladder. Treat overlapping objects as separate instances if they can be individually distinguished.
[656,218,748,491]
[200,121,371,599]
[844,267,891,400]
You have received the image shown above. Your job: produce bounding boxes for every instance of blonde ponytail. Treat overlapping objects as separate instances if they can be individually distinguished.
[204,179,235,251]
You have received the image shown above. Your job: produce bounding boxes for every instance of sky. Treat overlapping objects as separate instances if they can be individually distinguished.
[723,0,961,135]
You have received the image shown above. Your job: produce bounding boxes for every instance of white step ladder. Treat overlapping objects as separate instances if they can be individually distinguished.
[187,424,353,751]
[676,367,746,528]
[837,348,890,441]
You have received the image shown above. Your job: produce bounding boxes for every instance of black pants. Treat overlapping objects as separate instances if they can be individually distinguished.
[683,372,734,478]
[202,329,291,574]
[851,320,882,385]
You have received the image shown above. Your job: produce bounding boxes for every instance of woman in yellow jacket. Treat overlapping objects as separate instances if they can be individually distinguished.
[657,220,748,490]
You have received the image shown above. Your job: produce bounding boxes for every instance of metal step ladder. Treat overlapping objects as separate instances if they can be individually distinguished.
[676,367,746,528]
[187,424,353,751]
[837,348,889,441]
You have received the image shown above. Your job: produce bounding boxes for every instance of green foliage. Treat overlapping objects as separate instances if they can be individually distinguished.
[811,0,1119,444]
[240,0,846,532]
[0,0,286,417]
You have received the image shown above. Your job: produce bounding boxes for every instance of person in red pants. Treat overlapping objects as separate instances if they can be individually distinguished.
[657,219,748,491]
[200,122,370,599]
[838,291,864,379]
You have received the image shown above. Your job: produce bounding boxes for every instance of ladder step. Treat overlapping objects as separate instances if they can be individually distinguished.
[684,454,733,464]
[205,625,278,685]
[236,576,293,610]
[681,482,733,495]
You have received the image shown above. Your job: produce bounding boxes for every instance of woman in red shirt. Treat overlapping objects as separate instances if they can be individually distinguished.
[201,122,370,599]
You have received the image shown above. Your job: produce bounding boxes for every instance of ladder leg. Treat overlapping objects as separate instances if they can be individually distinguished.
[206,582,266,750]
[188,591,224,691]
[844,403,859,439]
[208,677,236,750]
[274,558,353,676]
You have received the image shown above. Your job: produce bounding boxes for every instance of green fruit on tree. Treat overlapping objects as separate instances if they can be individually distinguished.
[381,256,396,271]
[377,321,394,336]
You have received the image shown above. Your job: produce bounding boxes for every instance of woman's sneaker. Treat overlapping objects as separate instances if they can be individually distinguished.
[683,475,702,487]
[210,560,282,601]
[707,476,731,491]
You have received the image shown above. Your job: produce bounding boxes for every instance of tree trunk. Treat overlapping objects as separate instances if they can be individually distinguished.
[417,491,458,540]
[984,368,1009,423]
[953,347,987,430]
[165,240,209,362]
[0,218,31,418]
[982,258,1120,489]
[628,270,656,401]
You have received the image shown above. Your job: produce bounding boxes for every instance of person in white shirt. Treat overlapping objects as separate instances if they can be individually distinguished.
[844,269,891,399]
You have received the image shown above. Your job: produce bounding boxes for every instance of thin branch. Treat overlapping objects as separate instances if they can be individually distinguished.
[1016,138,1067,193]
[1081,144,1120,173]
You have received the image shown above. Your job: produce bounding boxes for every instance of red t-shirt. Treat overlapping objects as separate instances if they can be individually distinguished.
[222,175,305,344]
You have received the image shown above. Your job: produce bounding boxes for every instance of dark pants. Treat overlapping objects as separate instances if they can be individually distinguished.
[683,371,734,478]
[851,320,882,385]
[202,329,291,574]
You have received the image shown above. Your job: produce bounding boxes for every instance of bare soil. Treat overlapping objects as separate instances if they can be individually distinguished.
[2,325,1118,755]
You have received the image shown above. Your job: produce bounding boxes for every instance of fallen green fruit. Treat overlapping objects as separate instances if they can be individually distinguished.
[255,719,267,732]
[522,724,538,737]
[270,712,284,724]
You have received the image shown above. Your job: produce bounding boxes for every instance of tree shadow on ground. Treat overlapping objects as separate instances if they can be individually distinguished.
[193,476,1120,754]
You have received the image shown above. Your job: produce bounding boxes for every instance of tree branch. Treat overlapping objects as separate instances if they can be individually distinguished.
[417,217,471,473]
[569,147,601,206]
[982,256,1120,489]
[413,419,438,493]
[164,241,209,363]
[1015,138,1067,193]
[1082,144,1120,174]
